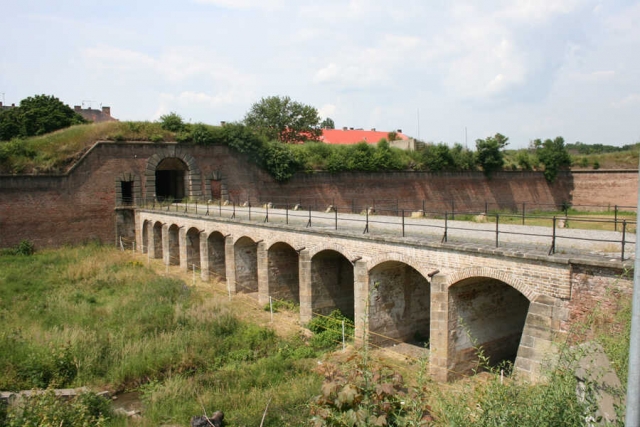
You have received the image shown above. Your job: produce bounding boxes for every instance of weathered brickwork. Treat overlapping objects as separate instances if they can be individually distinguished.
[1,141,635,249]
[136,210,632,382]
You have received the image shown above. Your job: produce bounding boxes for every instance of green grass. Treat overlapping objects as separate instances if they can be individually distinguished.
[0,244,322,426]
[0,121,177,174]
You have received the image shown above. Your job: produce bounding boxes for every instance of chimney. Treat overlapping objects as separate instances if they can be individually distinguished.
[397,129,402,133]
[220,121,226,126]
[11,103,15,107]
[371,128,376,131]
[102,106,111,116]
[342,126,348,131]
[74,105,81,111]
[350,127,354,130]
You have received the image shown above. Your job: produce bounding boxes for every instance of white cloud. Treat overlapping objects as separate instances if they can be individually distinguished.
[318,103,336,119]
[611,93,640,109]
[193,0,284,11]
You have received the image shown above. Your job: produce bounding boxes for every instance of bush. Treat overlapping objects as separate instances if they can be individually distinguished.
[307,310,354,350]
[3,389,112,427]
[159,112,185,132]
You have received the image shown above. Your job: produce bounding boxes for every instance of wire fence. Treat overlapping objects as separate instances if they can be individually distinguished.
[138,197,636,261]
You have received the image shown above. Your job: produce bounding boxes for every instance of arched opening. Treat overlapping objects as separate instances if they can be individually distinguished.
[234,236,258,293]
[449,277,530,375]
[368,261,430,347]
[186,228,201,270]
[152,222,163,259]
[156,158,188,202]
[207,232,226,279]
[142,220,150,254]
[268,242,299,304]
[168,224,180,266]
[311,250,354,320]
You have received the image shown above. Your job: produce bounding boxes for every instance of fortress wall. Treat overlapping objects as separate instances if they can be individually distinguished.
[0,140,636,248]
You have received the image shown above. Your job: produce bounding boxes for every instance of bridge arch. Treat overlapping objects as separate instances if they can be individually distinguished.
[186,227,201,270]
[310,249,355,320]
[367,252,432,281]
[145,151,201,202]
[447,267,535,375]
[167,224,180,265]
[234,236,258,293]
[446,267,538,301]
[267,242,300,304]
[207,231,226,279]
[368,260,430,347]
[308,243,357,263]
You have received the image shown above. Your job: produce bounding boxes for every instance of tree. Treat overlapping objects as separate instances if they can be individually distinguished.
[476,133,509,177]
[0,95,86,140]
[321,117,335,129]
[244,96,322,143]
[537,136,571,182]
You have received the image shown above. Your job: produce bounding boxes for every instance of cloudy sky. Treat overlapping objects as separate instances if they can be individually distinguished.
[1,0,639,148]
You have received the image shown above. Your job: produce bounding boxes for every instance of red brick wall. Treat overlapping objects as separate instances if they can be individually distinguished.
[0,141,636,249]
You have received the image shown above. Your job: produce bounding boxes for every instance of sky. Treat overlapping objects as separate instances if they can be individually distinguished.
[1,0,639,149]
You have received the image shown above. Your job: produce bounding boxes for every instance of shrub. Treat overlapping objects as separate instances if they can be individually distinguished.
[307,310,354,350]
[159,112,185,132]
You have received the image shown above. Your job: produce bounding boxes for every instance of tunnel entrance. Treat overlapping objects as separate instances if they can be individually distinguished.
[155,158,187,202]
[449,277,530,374]
[368,261,430,347]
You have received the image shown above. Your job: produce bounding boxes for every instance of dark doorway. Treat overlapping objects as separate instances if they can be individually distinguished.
[210,180,222,200]
[156,158,187,202]
[121,181,133,205]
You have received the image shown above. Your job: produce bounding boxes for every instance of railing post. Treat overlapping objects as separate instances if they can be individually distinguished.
[622,220,627,261]
[206,200,210,216]
[306,207,312,228]
[495,214,500,247]
[195,199,198,215]
[232,201,236,219]
[422,199,426,217]
[286,204,289,225]
[522,202,525,226]
[615,205,619,232]
[442,212,448,243]
[248,202,251,221]
[219,198,222,216]
[335,207,338,230]
[402,209,405,237]
[264,204,269,223]
[363,208,369,234]
[549,216,557,255]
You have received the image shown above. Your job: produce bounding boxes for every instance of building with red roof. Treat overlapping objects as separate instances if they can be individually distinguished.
[319,127,420,150]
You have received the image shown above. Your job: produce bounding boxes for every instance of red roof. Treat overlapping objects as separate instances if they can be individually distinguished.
[320,129,409,145]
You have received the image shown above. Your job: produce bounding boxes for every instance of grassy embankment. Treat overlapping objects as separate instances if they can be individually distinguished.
[0,244,322,426]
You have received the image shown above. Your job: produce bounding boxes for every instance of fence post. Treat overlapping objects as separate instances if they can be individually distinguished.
[549,216,557,255]
[442,212,448,243]
[522,202,525,226]
[451,199,455,220]
[306,207,312,228]
[622,220,627,261]
[335,207,338,230]
[232,202,236,219]
[195,199,198,215]
[219,198,222,216]
[422,199,426,217]
[495,214,500,247]
[615,205,619,232]
[248,202,251,221]
[363,208,369,234]
[286,204,289,225]
[402,209,405,237]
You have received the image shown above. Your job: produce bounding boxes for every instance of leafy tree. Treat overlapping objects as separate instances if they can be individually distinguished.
[159,112,185,132]
[450,143,476,171]
[476,133,509,177]
[536,136,571,182]
[244,96,322,143]
[422,143,454,172]
[0,95,86,140]
[260,140,303,182]
[321,117,335,129]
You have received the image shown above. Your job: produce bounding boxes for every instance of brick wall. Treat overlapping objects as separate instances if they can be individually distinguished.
[0,140,636,249]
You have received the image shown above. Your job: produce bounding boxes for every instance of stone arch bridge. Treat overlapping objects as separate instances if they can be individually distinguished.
[135,209,632,382]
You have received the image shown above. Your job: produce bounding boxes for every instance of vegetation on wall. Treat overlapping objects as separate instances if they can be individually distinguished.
[1,105,638,181]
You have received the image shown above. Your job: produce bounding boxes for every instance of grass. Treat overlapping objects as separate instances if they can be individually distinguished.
[0,121,178,174]
[0,244,322,426]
